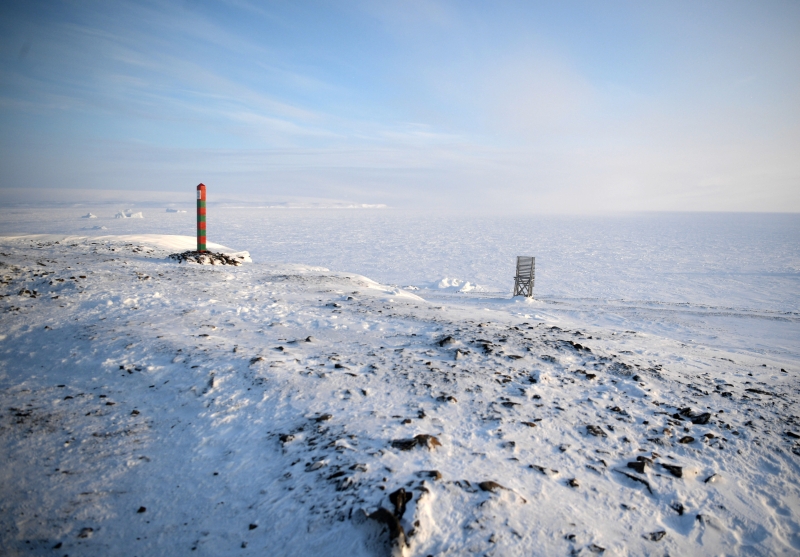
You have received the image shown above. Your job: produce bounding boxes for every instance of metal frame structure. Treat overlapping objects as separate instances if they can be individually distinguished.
[513,256,535,297]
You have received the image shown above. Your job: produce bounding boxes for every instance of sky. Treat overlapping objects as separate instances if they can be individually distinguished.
[0,0,798,212]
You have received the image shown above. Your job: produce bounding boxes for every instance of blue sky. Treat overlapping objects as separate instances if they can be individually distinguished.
[0,0,798,212]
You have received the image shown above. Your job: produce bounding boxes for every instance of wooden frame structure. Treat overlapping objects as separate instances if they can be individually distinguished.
[513,256,535,297]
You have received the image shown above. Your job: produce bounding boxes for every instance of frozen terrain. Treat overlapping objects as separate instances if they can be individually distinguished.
[0,226,798,556]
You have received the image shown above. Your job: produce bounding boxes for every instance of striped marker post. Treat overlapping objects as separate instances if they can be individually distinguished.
[196,183,206,252]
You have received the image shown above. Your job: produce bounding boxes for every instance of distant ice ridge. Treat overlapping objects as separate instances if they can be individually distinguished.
[166,208,187,213]
[80,212,97,219]
[115,210,144,219]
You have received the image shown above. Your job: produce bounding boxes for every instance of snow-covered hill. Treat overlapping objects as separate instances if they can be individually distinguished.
[0,235,798,556]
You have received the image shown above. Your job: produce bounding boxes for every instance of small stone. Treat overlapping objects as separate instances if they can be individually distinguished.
[587,544,605,553]
[137,506,146,513]
[393,434,441,450]
[248,524,257,530]
[529,464,558,476]
[786,431,800,439]
[417,470,442,481]
[77,527,93,538]
[678,436,695,444]
[704,474,719,484]
[389,488,413,519]
[478,481,505,493]
[567,478,579,488]
[279,434,295,443]
[368,508,407,548]
[661,463,683,478]
[586,425,607,437]
[315,413,332,422]
[691,413,711,425]
[645,530,666,542]
[521,421,537,428]
[626,461,646,474]
[131,409,139,415]
[671,502,685,515]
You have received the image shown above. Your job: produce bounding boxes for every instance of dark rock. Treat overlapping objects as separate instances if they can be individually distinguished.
[661,463,683,478]
[567,478,579,488]
[279,434,295,443]
[671,502,685,515]
[248,523,257,530]
[478,481,505,493]
[746,388,775,396]
[587,543,605,553]
[389,488,413,519]
[586,425,607,437]
[392,438,417,451]
[501,401,518,408]
[678,436,695,444]
[168,251,245,266]
[368,507,407,549]
[391,434,441,451]
[786,431,800,439]
[691,413,711,425]
[315,413,332,422]
[613,469,653,493]
[53,542,62,549]
[626,461,646,474]
[521,421,537,428]
[77,527,93,538]
[530,464,558,476]
[417,470,442,481]
[438,336,456,347]
[645,530,666,542]
[137,506,146,513]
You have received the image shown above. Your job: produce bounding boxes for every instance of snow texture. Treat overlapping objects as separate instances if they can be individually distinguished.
[1,229,798,556]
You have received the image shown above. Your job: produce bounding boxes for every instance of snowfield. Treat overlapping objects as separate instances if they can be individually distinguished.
[1,233,799,556]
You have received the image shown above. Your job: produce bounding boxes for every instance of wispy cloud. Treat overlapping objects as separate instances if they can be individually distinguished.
[0,0,798,212]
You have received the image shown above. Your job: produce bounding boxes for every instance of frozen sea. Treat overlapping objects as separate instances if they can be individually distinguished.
[1,206,798,362]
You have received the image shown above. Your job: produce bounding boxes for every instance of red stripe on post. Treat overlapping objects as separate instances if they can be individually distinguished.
[196,183,207,252]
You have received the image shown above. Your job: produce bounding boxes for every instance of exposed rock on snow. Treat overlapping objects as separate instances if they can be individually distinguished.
[168,250,251,266]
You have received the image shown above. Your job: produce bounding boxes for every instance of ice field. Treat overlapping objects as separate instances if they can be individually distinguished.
[0,206,798,556]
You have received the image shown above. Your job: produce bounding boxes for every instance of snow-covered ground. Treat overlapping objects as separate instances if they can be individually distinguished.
[1,225,798,556]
